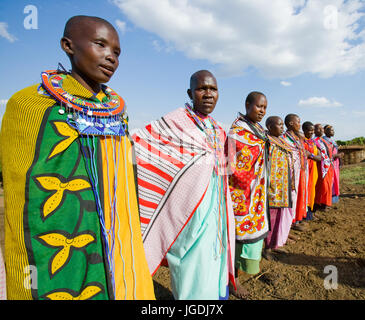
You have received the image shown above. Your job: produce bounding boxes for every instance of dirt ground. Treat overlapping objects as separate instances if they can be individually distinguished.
[0,164,364,300]
[153,163,365,300]
[0,192,3,256]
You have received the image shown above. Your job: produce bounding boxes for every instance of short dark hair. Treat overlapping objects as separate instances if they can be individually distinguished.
[265,116,281,129]
[63,15,115,39]
[189,70,215,90]
[245,91,266,105]
[284,113,299,128]
[302,121,314,132]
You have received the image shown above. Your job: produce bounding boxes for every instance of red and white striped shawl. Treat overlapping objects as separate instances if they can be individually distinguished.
[132,107,235,284]
[314,136,332,179]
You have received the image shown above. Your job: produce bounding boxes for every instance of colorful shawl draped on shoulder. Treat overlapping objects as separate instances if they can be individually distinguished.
[226,114,270,243]
[0,72,154,300]
[303,137,318,157]
[304,138,319,210]
[282,131,307,171]
[323,136,338,152]
[267,135,294,208]
[282,131,307,222]
[314,137,332,178]
[132,106,235,280]
[323,136,340,197]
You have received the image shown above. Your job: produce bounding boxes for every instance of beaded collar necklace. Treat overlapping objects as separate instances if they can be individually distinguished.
[41,70,125,116]
[40,70,127,136]
[268,135,294,153]
[285,130,307,169]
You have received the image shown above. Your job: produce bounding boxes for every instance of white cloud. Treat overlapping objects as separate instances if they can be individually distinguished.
[0,99,8,105]
[152,39,164,52]
[115,19,127,34]
[298,96,343,108]
[112,0,365,78]
[0,22,17,42]
[152,39,174,53]
[280,81,292,87]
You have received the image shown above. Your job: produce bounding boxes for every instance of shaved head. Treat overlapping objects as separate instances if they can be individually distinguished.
[314,123,324,137]
[302,121,314,132]
[189,70,215,90]
[245,91,266,106]
[314,123,322,129]
[60,15,120,93]
[187,69,218,115]
[266,116,281,129]
[284,113,299,128]
[266,116,283,137]
[63,15,116,39]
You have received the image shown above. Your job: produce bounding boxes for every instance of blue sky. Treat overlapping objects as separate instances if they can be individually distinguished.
[1,0,365,140]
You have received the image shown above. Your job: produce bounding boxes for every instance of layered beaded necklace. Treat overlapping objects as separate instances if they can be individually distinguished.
[285,131,307,170]
[41,70,128,136]
[185,103,224,154]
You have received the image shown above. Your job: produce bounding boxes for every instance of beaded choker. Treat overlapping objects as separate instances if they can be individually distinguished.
[40,70,127,136]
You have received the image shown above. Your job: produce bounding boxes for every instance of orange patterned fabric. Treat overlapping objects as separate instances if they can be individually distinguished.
[314,137,333,207]
[303,138,319,210]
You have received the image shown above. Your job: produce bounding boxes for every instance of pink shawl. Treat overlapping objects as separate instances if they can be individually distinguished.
[132,107,235,285]
[323,136,340,196]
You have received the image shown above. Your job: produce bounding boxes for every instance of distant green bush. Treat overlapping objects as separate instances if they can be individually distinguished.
[336,136,365,146]
[341,165,365,185]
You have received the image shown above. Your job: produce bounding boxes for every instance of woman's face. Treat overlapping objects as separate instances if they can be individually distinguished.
[246,94,267,123]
